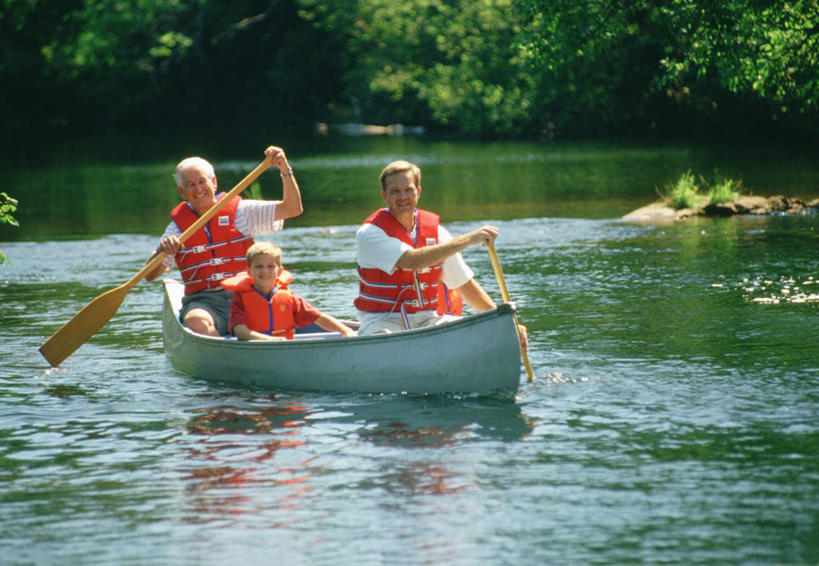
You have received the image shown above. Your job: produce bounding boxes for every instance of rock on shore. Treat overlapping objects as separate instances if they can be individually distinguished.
[623,196,819,222]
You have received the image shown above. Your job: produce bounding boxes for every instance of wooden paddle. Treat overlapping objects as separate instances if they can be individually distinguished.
[487,241,535,382]
[39,159,272,367]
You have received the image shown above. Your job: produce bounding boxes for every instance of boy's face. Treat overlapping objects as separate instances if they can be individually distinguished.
[248,253,282,294]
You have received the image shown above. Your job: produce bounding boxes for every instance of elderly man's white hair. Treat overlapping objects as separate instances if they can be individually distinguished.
[173,157,215,186]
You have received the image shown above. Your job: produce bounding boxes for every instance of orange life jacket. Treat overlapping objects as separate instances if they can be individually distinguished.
[355,208,460,315]
[221,270,296,339]
[171,194,254,295]
[436,283,463,316]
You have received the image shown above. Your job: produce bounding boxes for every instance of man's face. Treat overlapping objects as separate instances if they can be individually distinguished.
[177,165,217,214]
[382,170,421,217]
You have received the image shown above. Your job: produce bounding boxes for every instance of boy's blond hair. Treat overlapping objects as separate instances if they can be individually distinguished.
[246,241,282,267]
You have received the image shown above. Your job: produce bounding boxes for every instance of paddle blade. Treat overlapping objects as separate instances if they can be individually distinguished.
[39,284,129,367]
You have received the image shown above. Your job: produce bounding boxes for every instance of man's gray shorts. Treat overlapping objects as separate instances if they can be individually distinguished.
[179,289,233,335]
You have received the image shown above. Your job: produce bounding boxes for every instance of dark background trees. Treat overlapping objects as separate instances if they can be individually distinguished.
[2,0,817,143]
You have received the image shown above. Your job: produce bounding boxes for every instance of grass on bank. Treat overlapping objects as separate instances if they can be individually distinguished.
[709,178,741,203]
[661,171,743,210]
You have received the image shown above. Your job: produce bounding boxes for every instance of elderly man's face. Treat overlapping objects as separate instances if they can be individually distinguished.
[177,165,217,214]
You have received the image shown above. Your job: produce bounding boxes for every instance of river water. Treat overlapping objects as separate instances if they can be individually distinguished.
[1,138,818,564]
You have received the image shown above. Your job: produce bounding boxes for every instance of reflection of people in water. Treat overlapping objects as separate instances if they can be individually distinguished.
[356,399,535,496]
[358,399,534,447]
[182,400,314,519]
[180,397,534,517]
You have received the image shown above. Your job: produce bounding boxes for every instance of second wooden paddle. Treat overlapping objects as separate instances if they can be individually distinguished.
[487,241,535,382]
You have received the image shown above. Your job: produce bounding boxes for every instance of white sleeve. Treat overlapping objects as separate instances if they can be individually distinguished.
[439,225,474,289]
[235,200,284,236]
[161,221,182,239]
[356,223,411,274]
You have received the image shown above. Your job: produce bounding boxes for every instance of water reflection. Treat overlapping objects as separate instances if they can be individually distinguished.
[366,462,468,496]
[5,139,818,241]
[178,396,535,511]
[354,397,535,447]
[181,398,314,522]
[351,398,534,497]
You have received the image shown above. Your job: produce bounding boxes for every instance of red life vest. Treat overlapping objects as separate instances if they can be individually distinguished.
[221,270,296,339]
[354,208,449,314]
[171,194,254,295]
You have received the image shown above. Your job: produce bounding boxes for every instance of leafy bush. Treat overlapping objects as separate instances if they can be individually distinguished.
[666,170,700,209]
[661,172,744,210]
[708,178,741,203]
[1,192,19,265]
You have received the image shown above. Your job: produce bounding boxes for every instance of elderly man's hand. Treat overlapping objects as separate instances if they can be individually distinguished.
[264,145,290,172]
[157,235,182,256]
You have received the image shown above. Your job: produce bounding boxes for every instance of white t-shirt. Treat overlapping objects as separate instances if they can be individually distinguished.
[355,220,474,333]
[158,200,283,269]
[355,222,474,289]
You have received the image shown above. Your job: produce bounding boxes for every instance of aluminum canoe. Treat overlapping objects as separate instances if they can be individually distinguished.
[162,279,522,395]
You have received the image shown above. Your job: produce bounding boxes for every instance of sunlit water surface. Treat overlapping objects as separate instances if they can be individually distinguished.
[1,140,818,565]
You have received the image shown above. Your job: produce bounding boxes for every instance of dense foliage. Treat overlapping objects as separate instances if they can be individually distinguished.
[0,192,19,264]
[515,0,819,137]
[2,0,817,140]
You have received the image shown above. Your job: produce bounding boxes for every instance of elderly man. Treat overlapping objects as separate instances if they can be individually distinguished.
[145,145,302,336]
[355,159,520,340]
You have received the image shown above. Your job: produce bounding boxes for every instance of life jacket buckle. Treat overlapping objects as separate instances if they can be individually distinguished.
[190,244,208,254]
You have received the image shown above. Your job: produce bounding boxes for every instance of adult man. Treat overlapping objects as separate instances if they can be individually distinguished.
[355,159,525,346]
[145,145,302,336]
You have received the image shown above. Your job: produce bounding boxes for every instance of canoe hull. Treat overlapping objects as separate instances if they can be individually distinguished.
[162,280,522,395]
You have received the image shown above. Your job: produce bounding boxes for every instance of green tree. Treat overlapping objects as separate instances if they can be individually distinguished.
[299,0,535,137]
[657,0,819,114]
[514,0,819,136]
[3,0,817,141]
[515,0,672,137]
[0,192,19,265]
[1,0,346,134]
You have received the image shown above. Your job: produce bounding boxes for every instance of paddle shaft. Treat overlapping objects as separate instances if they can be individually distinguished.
[39,159,272,367]
[487,241,535,382]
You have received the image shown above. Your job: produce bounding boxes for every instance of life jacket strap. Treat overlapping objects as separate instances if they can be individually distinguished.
[179,235,253,257]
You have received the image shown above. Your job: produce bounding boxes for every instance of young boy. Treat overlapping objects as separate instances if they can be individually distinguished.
[222,242,355,341]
